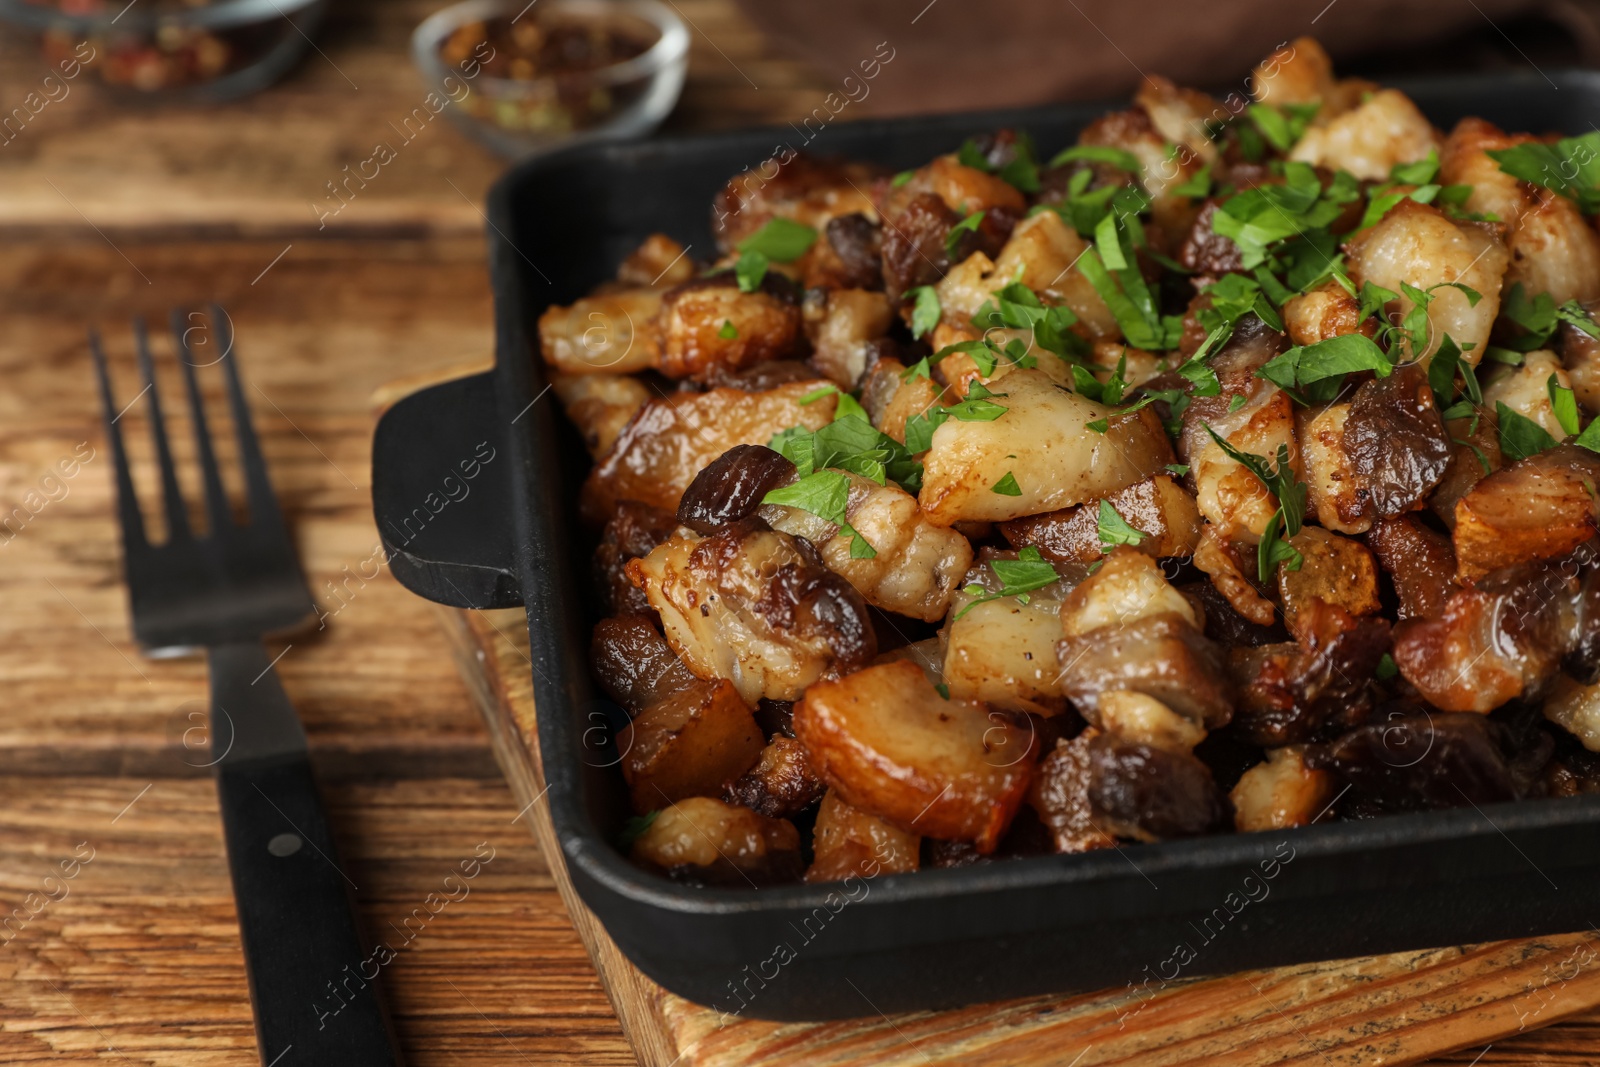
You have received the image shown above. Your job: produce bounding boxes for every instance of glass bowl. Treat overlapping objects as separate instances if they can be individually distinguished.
[411,0,688,160]
[0,0,330,102]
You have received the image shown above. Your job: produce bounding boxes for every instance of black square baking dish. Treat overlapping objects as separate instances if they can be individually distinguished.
[372,70,1600,1021]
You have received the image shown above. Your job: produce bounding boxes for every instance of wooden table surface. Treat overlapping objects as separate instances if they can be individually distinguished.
[1,0,1597,1063]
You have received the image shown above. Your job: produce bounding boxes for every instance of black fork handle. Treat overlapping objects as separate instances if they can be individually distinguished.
[209,643,403,1066]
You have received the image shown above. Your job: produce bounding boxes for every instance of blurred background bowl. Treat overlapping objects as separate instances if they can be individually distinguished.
[0,0,329,103]
[412,0,688,160]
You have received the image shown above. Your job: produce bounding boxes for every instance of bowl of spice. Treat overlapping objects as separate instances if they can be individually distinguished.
[412,0,688,159]
[0,0,329,101]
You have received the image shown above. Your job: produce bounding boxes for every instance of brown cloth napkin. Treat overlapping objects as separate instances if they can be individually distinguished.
[736,0,1571,116]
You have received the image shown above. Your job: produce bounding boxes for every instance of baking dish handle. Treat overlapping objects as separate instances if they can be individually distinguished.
[371,370,523,609]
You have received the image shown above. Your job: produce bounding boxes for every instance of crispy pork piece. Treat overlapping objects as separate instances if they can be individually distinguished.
[793,660,1036,851]
[593,501,679,618]
[1393,559,1583,712]
[1230,746,1337,832]
[552,373,652,459]
[803,288,894,389]
[628,520,877,703]
[1288,88,1440,180]
[1452,445,1600,583]
[1296,402,1372,534]
[942,558,1075,716]
[656,274,803,383]
[581,379,836,522]
[630,796,802,885]
[538,288,664,375]
[1277,527,1383,640]
[1230,600,1392,746]
[919,369,1174,525]
[1345,199,1507,365]
[726,735,827,819]
[804,790,921,883]
[618,678,765,812]
[1366,514,1459,620]
[998,475,1202,564]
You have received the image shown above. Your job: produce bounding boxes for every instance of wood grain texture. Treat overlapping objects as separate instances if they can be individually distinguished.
[0,775,634,1065]
[0,236,499,778]
[448,606,1600,1067]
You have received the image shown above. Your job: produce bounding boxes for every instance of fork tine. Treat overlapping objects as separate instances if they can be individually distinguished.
[212,305,285,527]
[133,317,192,542]
[89,327,146,548]
[169,308,232,534]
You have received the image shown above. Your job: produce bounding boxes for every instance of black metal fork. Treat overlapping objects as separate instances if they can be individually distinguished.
[91,307,402,1066]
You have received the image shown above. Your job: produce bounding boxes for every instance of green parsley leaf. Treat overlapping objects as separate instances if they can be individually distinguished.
[903,407,946,453]
[1203,425,1307,535]
[1247,102,1319,153]
[1169,165,1212,199]
[1077,246,1182,351]
[1048,144,1143,173]
[907,285,941,340]
[734,250,768,293]
[934,682,951,699]
[841,522,878,559]
[1096,499,1148,547]
[891,169,915,188]
[1227,394,1248,412]
[1257,333,1392,395]
[763,469,850,521]
[1389,150,1441,185]
[718,319,739,340]
[1487,133,1600,215]
[1550,374,1582,437]
[617,810,659,850]
[1496,401,1560,462]
[1357,183,1440,231]
[1257,509,1304,584]
[991,471,1022,496]
[954,546,1062,619]
[736,217,817,262]
[945,211,985,260]
[1376,652,1399,680]
[1575,414,1600,453]
[947,381,1010,421]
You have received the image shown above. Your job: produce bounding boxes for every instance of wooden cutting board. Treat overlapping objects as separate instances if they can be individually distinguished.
[438,605,1600,1067]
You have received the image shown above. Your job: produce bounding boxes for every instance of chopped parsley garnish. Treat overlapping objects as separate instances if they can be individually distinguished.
[1078,206,1182,350]
[1246,102,1319,152]
[718,319,739,340]
[907,285,942,340]
[1488,132,1600,214]
[1203,425,1306,535]
[953,546,1061,619]
[903,384,1010,452]
[891,169,915,188]
[1257,509,1303,583]
[1257,333,1393,402]
[958,135,1041,192]
[1048,144,1143,174]
[1209,162,1359,270]
[972,282,1088,360]
[1096,500,1148,547]
[1071,353,1129,405]
[733,217,817,292]
[760,469,877,558]
[1500,282,1600,351]
[1496,401,1560,462]
[945,211,985,260]
[1389,150,1441,185]
[1376,653,1399,680]
[991,471,1022,496]
[1164,463,1190,476]
[617,810,659,850]
[1170,165,1212,199]
[1041,169,1152,239]
[1427,334,1482,414]
[1550,374,1582,437]
[1356,182,1441,231]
